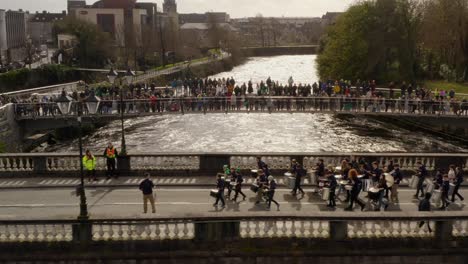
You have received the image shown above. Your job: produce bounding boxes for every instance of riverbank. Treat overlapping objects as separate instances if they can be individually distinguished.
[425,81,468,97]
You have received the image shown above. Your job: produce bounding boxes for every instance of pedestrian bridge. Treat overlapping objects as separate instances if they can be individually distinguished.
[13,96,468,121]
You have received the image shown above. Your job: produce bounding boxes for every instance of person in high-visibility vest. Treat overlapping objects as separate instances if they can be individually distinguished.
[83,150,97,182]
[103,143,119,179]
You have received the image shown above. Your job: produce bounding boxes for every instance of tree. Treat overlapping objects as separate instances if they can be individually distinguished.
[53,17,115,68]
[317,0,422,83]
[421,0,468,81]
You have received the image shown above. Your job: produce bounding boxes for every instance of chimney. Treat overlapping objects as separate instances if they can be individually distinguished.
[43,10,47,14]
[62,10,67,15]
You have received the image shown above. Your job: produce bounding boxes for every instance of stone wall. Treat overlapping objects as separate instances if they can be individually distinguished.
[0,104,21,152]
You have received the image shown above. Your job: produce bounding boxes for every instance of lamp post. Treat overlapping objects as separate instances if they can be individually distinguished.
[107,68,134,173]
[57,91,88,220]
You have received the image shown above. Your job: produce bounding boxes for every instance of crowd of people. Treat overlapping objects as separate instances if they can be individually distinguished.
[8,77,468,117]
[209,156,465,215]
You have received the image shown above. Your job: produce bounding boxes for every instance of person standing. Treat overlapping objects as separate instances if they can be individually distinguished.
[418,193,432,232]
[292,164,305,196]
[139,173,156,214]
[83,150,97,182]
[257,157,270,176]
[414,161,428,199]
[213,174,226,208]
[451,167,464,202]
[103,143,118,179]
[266,176,280,210]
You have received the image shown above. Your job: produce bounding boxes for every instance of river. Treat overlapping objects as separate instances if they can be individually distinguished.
[40,55,467,153]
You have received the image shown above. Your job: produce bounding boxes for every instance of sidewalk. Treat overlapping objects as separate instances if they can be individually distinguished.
[0,175,446,189]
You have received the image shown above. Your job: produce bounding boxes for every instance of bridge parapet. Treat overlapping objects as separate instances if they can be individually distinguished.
[0,153,466,177]
[0,212,467,243]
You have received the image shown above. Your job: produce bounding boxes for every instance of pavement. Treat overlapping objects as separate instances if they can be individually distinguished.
[0,183,466,220]
[0,175,450,189]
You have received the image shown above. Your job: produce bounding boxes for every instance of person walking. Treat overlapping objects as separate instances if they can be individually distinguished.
[292,164,306,196]
[83,150,97,182]
[440,174,451,210]
[390,164,403,203]
[327,170,337,208]
[103,142,118,179]
[451,166,464,202]
[255,170,268,205]
[418,193,432,232]
[213,174,226,208]
[233,168,247,202]
[139,173,156,214]
[266,176,280,210]
[414,161,428,199]
[345,173,366,211]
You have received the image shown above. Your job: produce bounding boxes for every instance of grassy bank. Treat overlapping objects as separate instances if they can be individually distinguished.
[424,81,468,95]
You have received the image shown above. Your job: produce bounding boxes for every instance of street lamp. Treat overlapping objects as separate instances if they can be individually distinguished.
[56,91,73,115]
[77,99,89,220]
[106,68,134,157]
[85,92,101,115]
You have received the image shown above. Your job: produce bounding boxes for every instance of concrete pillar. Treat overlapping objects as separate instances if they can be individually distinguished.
[435,220,453,242]
[33,156,48,174]
[329,221,347,240]
[194,221,240,241]
[72,221,93,244]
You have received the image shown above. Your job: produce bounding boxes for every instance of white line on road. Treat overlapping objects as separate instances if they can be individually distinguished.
[0,202,429,208]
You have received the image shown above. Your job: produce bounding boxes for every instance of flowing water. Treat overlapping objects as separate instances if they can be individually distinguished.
[40,55,467,153]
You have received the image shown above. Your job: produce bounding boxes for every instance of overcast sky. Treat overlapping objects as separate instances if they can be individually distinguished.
[1,0,355,18]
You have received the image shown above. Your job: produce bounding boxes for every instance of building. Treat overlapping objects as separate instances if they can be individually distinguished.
[57,34,78,49]
[180,23,237,49]
[68,0,151,47]
[28,11,67,46]
[180,12,230,24]
[0,9,28,62]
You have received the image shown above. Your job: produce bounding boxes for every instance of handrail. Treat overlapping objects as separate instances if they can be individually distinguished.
[0,152,467,157]
[1,211,468,224]
[1,81,82,97]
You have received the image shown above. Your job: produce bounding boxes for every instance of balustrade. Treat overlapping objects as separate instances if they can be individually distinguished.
[0,215,467,243]
[0,153,465,174]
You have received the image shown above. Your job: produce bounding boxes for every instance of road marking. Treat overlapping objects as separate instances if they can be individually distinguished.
[0,202,427,208]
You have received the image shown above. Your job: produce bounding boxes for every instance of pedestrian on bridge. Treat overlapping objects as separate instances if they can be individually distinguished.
[83,150,97,182]
[213,174,226,208]
[139,173,156,214]
[414,161,428,199]
[103,143,118,180]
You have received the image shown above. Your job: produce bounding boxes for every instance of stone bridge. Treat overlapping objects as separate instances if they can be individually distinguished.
[0,212,468,263]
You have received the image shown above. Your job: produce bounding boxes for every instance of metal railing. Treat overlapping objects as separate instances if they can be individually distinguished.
[13,96,468,120]
[0,152,466,175]
[0,213,467,243]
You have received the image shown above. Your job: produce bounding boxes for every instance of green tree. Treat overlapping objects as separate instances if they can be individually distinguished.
[54,17,115,68]
[317,0,422,83]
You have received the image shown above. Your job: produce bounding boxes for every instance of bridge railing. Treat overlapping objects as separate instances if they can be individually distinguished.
[0,212,467,243]
[0,153,466,176]
[13,96,468,119]
[1,81,83,100]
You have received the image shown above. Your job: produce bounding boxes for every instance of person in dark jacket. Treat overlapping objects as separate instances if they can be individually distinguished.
[213,174,226,207]
[257,157,270,176]
[233,168,247,202]
[418,192,432,232]
[139,173,156,214]
[315,159,325,177]
[414,161,428,199]
[390,164,403,203]
[103,142,119,179]
[370,161,383,183]
[327,170,337,208]
[292,164,306,196]
[440,174,451,210]
[345,173,366,211]
[266,176,280,210]
[452,167,464,202]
